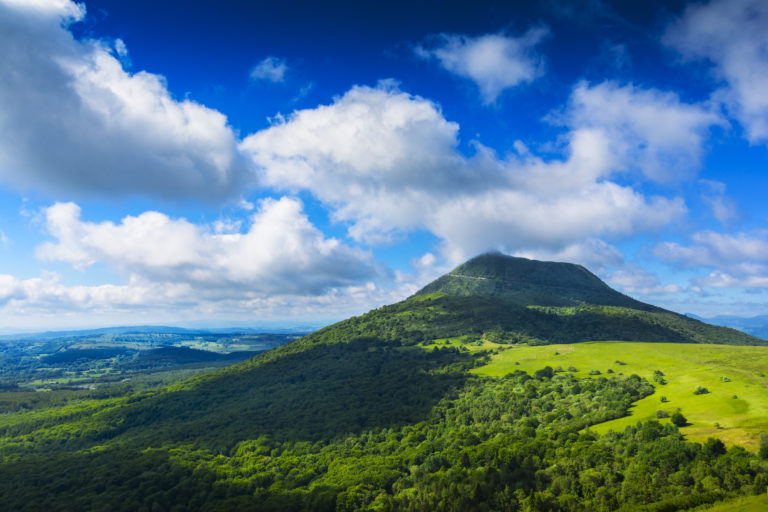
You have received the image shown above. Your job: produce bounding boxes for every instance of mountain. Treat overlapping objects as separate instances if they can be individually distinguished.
[688,313,768,340]
[306,253,764,346]
[416,252,659,311]
[1,253,766,511]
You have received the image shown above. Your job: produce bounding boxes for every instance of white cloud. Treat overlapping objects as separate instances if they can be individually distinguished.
[114,38,128,57]
[607,266,681,295]
[0,0,246,200]
[250,56,288,83]
[557,81,721,181]
[416,28,548,104]
[654,230,768,289]
[242,81,715,263]
[513,238,625,271]
[699,179,739,224]
[664,0,768,144]
[37,199,378,295]
[696,269,768,289]
[0,269,413,330]
[655,230,768,268]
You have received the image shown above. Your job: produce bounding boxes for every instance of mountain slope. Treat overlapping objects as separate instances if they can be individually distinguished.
[2,253,767,511]
[416,252,660,310]
[307,253,764,346]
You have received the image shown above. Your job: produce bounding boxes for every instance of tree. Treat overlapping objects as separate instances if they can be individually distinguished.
[703,438,726,457]
[670,412,687,427]
[759,432,768,459]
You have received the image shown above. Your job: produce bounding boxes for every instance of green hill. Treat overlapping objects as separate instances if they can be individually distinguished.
[1,253,767,511]
[416,252,659,310]
[308,253,764,347]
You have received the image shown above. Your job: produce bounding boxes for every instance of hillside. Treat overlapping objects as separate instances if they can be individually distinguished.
[307,254,764,347]
[416,252,660,311]
[1,253,767,511]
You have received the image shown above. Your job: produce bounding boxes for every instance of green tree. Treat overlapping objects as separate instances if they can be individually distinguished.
[670,411,687,427]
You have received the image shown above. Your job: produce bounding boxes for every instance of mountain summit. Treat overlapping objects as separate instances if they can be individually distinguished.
[305,252,762,346]
[415,253,658,311]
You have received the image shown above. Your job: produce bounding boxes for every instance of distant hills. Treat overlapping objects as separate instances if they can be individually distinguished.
[688,313,768,340]
[0,324,310,342]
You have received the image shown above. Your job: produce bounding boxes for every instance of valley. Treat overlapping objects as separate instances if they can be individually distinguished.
[0,254,766,511]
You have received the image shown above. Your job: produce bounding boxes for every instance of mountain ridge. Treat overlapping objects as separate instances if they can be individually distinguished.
[415,252,662,311]
[297,252,764,347]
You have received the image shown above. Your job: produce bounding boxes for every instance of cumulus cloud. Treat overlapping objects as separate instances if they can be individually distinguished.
[513,238,625,271]
[556,81,721,181]
[664,0,768,144]
[416,28,548,104]
[0,269,416,330]
[242,80,718,263]
[699,179,739,224]
[0,0,246,200]
[655,230,768,268]
[607,266,681,295]
[37,199,378,295]
[654,230,768,289]
[250,56,288,83]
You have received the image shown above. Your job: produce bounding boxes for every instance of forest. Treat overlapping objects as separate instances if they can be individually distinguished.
[1,255,766,510]
[0,337,766,511]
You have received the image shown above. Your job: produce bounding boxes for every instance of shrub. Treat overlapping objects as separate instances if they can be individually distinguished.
[693,386,709,395]
[588,369,601,375]
[655,410,669,418]
[703,438,726,456]
[670,412,687,427]
[567,366,578,372]
[660,396,668,403]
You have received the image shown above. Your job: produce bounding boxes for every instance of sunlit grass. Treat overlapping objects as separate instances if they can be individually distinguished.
[472,341,768,450]
[704,494,768,511]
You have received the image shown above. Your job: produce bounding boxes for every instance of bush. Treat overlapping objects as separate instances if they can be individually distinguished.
[655,410,669,418]
[660,396,668,403]
[693,386,709,395]
[670,412,687,427]
[588,369,601,375]
[567,366,578,372]
[703,438,726,456]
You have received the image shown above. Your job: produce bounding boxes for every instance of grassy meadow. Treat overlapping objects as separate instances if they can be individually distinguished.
[703,494,768,511]
[458,340,768,450]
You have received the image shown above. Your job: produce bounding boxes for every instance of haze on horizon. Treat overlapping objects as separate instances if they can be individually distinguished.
[1,0,767,331]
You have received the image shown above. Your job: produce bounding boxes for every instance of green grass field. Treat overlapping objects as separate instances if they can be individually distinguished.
[702,495,768,511]
[469,341,768,450]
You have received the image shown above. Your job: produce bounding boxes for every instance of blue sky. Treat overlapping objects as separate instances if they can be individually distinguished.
[1,0,768,331]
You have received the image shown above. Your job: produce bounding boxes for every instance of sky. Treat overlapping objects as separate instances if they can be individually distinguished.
[1,0,768,332]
